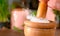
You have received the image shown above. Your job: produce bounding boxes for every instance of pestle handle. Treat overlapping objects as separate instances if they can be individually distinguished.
[36,0,49,18]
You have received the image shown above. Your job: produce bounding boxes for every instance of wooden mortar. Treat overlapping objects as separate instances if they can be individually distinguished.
[24,0,56,36]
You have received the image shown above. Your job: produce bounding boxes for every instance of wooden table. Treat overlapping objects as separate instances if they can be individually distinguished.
[0,29,60,36]
[55,29,60,36]
[0,29,24,36]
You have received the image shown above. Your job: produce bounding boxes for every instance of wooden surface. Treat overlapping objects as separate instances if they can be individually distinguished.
[0,29,60,36]
[55,29,60,36]
[0,29,24,36]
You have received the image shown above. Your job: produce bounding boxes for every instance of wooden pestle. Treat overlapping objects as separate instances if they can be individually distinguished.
[36,0,49,18]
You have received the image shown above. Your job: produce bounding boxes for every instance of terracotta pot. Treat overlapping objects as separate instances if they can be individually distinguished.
[24,20,56,36]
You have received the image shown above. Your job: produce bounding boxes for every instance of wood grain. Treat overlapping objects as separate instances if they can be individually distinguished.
[0,29,59,36]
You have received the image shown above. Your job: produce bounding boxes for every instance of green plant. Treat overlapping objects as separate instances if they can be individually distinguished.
[53,9,60,22]
[0,0,10,22]
[31,10,37,16]
[53,9,60,16]
[13,26,23,32]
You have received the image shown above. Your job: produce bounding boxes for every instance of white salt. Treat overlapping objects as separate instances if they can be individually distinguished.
[27,15,50,23]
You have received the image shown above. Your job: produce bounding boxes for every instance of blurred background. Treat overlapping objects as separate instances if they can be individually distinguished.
[0,0,39,29]
[0,0,60,30]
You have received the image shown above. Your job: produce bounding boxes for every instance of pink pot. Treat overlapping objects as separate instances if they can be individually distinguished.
[11,8,29,30]
[46,0,60,21]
